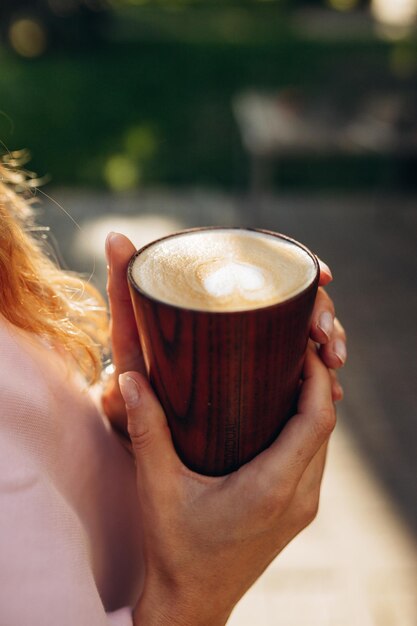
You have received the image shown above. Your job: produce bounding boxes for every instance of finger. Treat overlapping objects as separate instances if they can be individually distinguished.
[319,318,347,369]
[283,440,329,525]
[297,344,336,420]
[248,346,335,490]
[119,372,183,482]
[297,440,329,496]
[329,369,344,402]
[310,287,335,344]
[318,258,333,287]
[276,440,329,538]
[106,232,146,375]
[266,439,329,550]
[101,377,130,434]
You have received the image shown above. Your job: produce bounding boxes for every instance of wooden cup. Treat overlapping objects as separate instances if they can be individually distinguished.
[128,227,319,476]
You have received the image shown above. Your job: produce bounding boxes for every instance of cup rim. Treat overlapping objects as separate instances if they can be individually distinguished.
[127,226,320,314]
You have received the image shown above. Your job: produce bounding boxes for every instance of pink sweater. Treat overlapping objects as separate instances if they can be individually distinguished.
[0,316,142,625]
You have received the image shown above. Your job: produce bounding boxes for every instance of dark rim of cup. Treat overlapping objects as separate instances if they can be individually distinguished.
[127,226,320,314]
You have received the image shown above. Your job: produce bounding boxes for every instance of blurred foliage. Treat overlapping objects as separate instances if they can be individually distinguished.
[0,1,109,55]
[0,3,416,190]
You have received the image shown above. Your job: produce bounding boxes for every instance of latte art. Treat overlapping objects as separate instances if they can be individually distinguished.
[131,229,317,312]
[202,261,266,299]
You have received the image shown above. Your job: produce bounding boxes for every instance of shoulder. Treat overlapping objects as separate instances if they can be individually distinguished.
[0,314,74,418]
[0,316,69,468]
[0,315,45,384]
[0,317,50,429]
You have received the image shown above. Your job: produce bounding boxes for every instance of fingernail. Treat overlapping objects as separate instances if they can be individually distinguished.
[317,311,334,340]
[105,232,116,267]
[320,261,333,280]
[119,374,141,408]
[333,339,347,365]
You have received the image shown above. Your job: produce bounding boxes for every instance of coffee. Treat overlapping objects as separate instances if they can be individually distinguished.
[131,229,316,312]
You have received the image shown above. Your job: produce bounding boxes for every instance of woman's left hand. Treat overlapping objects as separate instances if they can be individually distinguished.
[101,232,146,435]
[102,233,347,433]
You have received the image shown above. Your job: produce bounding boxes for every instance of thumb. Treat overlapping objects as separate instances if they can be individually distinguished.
[119,372,182,479]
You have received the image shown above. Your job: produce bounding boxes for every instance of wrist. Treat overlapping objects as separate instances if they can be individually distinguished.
[133,583,231,626]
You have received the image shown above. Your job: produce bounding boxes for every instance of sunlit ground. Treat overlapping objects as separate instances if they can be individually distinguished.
[229,422,417,626]
[41,186,417,626]
[76,213,185,260]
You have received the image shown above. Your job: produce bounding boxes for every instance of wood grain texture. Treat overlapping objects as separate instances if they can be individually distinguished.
[128,230,319,476]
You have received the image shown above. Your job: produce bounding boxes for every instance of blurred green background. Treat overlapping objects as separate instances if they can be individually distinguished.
[1,0,416,191]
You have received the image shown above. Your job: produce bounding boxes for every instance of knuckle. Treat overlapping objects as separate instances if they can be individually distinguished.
[334,317,347,341]
[301,493,320,526]
[128,425,155,453]
[107,280,118,300]
[317,288,335,315]
[314,406,336,440]
[107,280,131,305]
[258,481,294,522]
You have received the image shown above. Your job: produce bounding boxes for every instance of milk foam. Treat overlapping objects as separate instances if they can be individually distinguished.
[203,262,265,299]
[131,229,316,312]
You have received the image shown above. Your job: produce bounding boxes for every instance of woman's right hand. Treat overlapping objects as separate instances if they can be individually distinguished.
[119,343,337,626]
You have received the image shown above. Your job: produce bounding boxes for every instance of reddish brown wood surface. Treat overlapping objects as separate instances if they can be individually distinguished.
[128,231,319,476]
[129,288,317,475]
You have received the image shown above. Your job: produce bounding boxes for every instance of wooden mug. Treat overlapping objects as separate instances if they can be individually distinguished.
[128,227,319,476]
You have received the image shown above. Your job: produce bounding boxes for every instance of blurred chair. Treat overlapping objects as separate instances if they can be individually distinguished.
[233,89,417,193]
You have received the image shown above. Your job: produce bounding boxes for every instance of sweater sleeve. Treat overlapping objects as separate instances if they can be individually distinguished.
[0,432,134,626]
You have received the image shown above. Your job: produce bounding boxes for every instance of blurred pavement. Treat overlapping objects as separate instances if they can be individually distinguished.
[39,187,417,625]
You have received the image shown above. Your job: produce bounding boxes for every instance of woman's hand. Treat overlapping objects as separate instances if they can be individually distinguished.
[101,233,146,435]
[119,343,336,626]
[102,232,347,433]
[310,260,347,401]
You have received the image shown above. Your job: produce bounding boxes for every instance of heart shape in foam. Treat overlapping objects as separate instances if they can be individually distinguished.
[202,261,265,299]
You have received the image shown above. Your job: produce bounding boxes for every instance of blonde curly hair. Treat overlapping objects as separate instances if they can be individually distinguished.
[0,150,109,384]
